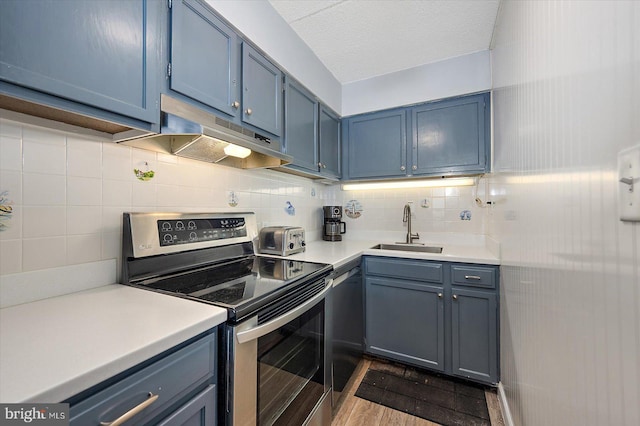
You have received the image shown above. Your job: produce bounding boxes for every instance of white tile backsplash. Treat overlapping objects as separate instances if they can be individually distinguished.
[22,139,66,175]
[67,176,102,206]
[22,236,67,271]
[0,136,22,171]
[0,119,22,138]
[67,137,102,178]
[102,142,132,180]
[0,240,21,274]
[102,179,132,206]
[22,206,66,238]
[0,170,22,205]
[0,118,322,277]
[23,173,66,205]
[67,234,102,265]
[66,206,103,235]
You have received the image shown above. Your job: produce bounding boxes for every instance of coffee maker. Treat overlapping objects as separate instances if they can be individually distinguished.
[323,206,346,241]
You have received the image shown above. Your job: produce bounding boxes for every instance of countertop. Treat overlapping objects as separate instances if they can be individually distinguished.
[277,237,500,268]
[0,236,498,404]
[0,284,227,403]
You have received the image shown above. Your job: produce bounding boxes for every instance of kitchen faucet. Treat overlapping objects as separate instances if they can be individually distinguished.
[402,203,419,244]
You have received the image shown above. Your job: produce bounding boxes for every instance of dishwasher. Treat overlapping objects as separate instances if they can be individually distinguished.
[330,257,363,411]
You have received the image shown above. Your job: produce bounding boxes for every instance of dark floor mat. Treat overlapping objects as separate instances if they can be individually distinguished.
[355,362,491,426]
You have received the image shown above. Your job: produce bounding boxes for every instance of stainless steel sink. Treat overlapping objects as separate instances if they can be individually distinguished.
[371,243,443,254]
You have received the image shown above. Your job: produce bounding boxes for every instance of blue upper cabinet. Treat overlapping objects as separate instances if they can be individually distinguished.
[170,0,239,118]
[318,105,341,179]
[283,78,341,179]
[0,0,159,126]
[284,77,319,171]
[411,93,489,175]
[344,108,407,179]
[167,0,282,138]
[241,43,283,136]
[342,93,490,181]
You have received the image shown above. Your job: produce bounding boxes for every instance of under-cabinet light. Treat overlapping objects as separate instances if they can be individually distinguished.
[341,177,476,191]
[224,144,252,159]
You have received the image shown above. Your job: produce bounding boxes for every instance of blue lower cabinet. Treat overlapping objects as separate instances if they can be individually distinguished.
[364,257,499,385]
[69,331,217,425]
[366,277,445,371]
[451,287,498,383]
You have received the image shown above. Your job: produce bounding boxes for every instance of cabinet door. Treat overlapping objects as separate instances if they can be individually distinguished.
[284,77,318,172]
[345,109,407,179]
[0,0,159,123]
[451,287,498,384]
[319,105,341,178]
[242,43,282,136]
[411,93,488,175]
[365,277,444,371]
[157,385,216,426]
[170,0,239,117]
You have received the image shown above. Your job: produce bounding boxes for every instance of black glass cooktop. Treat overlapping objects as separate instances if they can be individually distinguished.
[136,256,331,322]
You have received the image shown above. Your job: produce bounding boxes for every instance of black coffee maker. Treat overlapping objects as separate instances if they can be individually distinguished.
[323,206,346,241]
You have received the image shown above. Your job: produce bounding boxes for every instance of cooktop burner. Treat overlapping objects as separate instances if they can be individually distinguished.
[138,256,329,308]
[121,212,332,323]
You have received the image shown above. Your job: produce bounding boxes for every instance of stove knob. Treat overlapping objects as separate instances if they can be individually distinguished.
[301,241,306,247]
[289,242,294,250]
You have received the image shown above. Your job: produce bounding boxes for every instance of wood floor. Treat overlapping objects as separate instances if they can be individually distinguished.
[332,359,505,426]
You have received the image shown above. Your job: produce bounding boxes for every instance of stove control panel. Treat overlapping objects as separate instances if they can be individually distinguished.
[124,212,258,258]
[158,218,246,246]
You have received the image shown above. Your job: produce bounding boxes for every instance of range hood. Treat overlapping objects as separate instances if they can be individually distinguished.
[115,95,292,169]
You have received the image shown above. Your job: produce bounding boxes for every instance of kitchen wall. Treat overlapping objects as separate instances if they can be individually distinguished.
[342,50,491,117]
[0,113,330,280]
[490,1,640,425]
[207,0,342,113]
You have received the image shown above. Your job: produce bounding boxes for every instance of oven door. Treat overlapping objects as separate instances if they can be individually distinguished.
[226,283,331,426]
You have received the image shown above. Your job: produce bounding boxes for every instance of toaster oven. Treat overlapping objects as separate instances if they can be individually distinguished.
[258,226,306,256]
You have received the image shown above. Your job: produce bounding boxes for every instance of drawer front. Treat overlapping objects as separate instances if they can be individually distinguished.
[451,265,496,289]
[365,257,443,283]
[70,332,216,426]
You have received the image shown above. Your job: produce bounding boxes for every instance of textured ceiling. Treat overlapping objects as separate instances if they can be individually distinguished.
[268,0,501,84]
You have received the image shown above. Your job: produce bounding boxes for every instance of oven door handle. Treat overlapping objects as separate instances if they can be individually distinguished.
[236,282,332,344]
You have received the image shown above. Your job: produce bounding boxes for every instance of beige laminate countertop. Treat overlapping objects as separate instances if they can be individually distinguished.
[0,284,227,403]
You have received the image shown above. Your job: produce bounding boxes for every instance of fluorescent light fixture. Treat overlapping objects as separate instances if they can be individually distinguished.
[223,144,251,159]
[341,177,476,191]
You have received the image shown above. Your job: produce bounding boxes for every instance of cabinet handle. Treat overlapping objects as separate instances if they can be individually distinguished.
[99,392,159,426]
[412,165,417,170]
[400,165,406,171]
[452,294,458,300]
[322,163,327,168]
[438,292,443,298]
[245,108,253,116]
[464,275,482,280]
[231,101,240,109]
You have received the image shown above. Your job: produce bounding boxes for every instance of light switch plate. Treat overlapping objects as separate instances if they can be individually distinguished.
[618,144,640,221]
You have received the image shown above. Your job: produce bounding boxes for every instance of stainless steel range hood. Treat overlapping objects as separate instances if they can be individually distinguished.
[115,95,292,169]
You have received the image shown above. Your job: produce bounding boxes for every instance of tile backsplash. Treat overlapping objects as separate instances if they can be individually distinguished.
[0,116,329,278]
[326,178,490,241]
